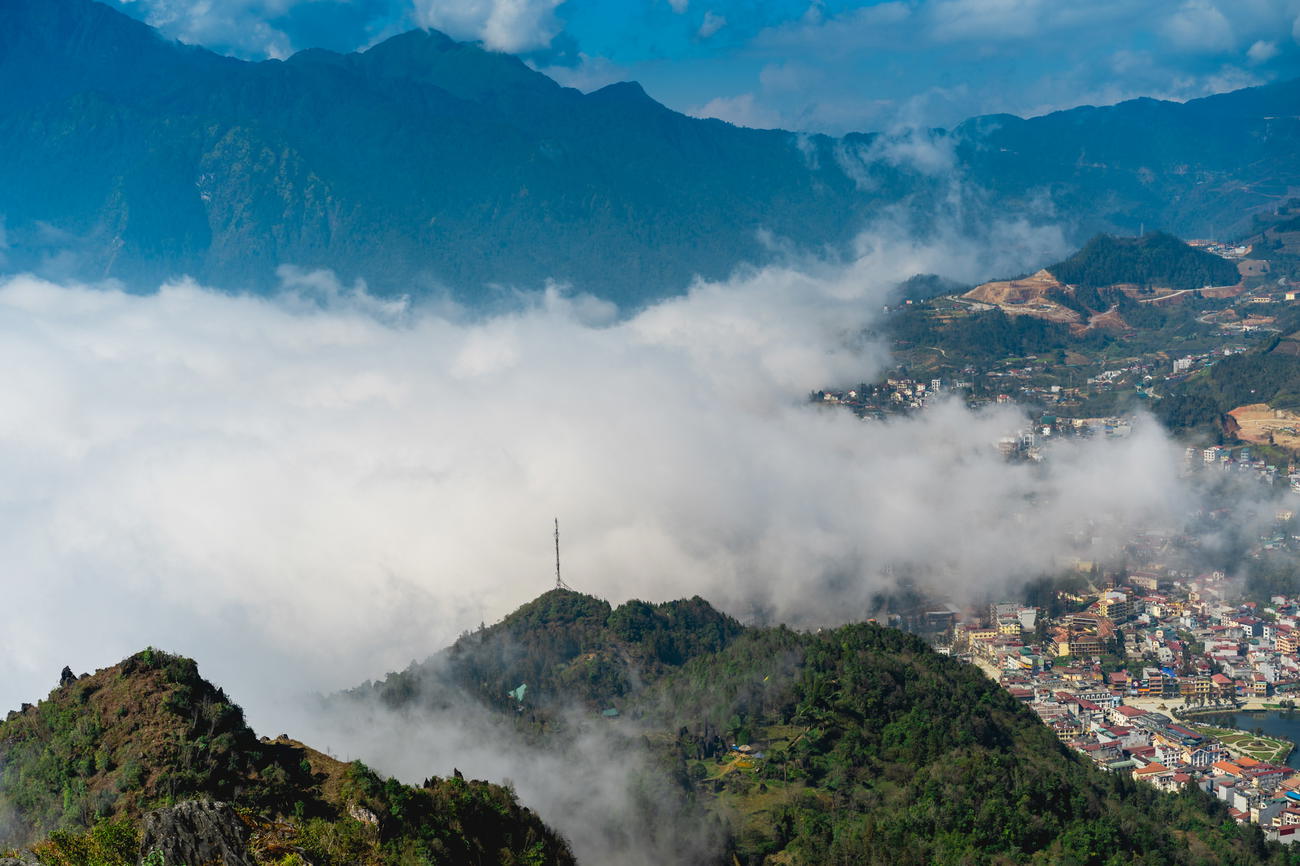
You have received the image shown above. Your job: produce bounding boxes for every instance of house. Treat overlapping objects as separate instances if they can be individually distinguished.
[1257,799,1292,826]
[1212,776,1239,802]
[1150,772,1192,793]
[1186,743,1229,768]
[1133,762,1173,784]
[1110,705,1149,726]
[1179,677,1213,699]
[1051,719,1084,742]
[1079,741,1123,764]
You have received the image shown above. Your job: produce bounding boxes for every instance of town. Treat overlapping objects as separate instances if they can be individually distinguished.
[934,561,1300,844]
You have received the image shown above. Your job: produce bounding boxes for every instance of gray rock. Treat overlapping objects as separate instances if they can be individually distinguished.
[138,800,255,866]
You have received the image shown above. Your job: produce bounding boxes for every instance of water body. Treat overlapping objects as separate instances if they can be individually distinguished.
[1198,711,1300,769]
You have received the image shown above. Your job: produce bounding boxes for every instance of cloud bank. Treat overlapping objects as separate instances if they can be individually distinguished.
[0,215,1228,733]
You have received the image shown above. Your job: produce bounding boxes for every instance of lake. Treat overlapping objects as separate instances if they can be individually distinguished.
[1197,710,1300,769]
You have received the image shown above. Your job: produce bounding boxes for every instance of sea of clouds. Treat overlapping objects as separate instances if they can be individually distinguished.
[0,212,1225,722]
[1,205,1292,861]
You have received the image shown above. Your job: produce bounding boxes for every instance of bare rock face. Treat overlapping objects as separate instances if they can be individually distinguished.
[138,800,255,866]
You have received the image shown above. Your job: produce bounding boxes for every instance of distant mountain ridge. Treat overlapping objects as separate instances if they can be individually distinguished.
[1,0,1298,304]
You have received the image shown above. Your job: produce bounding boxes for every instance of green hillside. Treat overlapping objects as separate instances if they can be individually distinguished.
[1159,331,1300,434]
[1049,233,1240,291]
[355,589,743,716]
[0,649,574,865]
[633,623,1285,864]
[362,591,1298,865]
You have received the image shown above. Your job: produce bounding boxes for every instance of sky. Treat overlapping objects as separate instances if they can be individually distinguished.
[101,0,1300,132]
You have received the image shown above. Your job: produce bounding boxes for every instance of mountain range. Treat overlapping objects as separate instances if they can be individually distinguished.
[2,0,1298,306]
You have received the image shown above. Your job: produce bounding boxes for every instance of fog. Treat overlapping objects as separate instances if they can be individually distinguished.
[0,221,1262,734]
[289,679,731,865]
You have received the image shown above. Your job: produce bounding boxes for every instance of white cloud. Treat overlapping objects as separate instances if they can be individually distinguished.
[1161,0,1236,52]
[697,10,727,38]
[928,0,1046,42]
[756,1,912,57]
[688,92,784,128]
[412,0,565,52]
[117,0,296,58]
[1248,39,1279,62]
[758,60,821,92]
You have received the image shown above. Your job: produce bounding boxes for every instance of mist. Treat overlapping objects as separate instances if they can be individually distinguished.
[0,217,1268,734]
[287,678,730,866]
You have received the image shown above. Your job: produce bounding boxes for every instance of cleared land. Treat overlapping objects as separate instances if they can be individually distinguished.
[963,270,1081,324]
[1227,403,1300,451]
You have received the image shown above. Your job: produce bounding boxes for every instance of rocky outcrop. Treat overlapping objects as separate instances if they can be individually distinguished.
[138,801,254,866]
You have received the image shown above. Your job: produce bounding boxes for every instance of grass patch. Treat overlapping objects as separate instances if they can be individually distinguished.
[1190,724,1293,764]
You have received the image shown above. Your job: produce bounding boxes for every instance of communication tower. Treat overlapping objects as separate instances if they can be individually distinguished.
[554,518,571,590]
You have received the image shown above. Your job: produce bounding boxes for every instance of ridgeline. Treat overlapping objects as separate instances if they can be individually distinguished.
[0,649,574,865]
[358,590,1296,865]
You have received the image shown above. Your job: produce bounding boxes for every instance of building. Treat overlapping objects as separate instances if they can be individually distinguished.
[1099,591,1131,622]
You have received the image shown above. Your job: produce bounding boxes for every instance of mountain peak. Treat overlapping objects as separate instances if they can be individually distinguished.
[589,80,653,102]
[367,26,458,53]
[0,647,576,863]
[359,25,561,103]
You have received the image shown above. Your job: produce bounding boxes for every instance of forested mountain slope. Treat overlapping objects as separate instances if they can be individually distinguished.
[1048,233,1241,291]
[1,0,1297,303]
[357,591,1298,865]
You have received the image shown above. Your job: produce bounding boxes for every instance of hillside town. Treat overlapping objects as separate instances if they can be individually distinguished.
[942,566,1300,843]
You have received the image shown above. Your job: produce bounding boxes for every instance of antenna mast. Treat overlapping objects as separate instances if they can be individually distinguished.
[554,518,570,590]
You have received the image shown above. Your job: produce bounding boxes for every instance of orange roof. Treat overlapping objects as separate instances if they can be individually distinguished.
[1134,763,1170,776]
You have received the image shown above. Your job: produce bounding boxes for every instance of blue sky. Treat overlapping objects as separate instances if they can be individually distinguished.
[105,0,1300,132]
